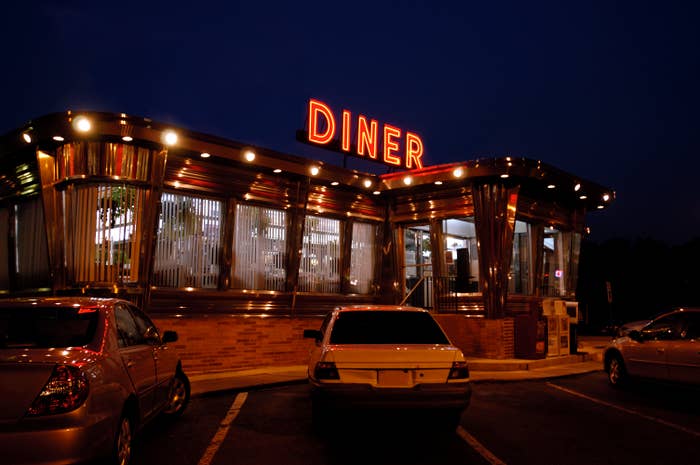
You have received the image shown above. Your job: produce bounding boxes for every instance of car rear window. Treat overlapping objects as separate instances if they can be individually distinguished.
[0,307,99,349]
[329,311,450,344]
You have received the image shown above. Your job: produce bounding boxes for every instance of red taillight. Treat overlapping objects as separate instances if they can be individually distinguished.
[27,365,89,416]
[314,361,340,380]
[448,361,470,380]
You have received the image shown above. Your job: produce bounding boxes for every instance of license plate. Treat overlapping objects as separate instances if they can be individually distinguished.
[378,369,412,387]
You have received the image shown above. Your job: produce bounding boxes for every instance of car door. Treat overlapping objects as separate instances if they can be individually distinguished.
[666,313,700,385]
[128,305,176,408]
[624,315,679,381]
[115,303,158,418]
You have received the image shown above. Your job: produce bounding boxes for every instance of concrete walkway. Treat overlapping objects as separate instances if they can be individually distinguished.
[189,335,611,397]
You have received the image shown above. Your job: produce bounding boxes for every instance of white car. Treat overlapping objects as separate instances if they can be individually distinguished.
[604,307,700,387]
[304,305,471,428]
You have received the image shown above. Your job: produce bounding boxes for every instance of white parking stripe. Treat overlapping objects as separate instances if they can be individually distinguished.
[546,383,700,438]
[197,392,249,465]
[456,426,507,465]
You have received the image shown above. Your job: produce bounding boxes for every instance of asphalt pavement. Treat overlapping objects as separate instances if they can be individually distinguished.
[188,335,611,397]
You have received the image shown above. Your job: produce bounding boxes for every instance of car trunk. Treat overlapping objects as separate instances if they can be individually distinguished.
[0,349,90,422]
[324,344,459,387]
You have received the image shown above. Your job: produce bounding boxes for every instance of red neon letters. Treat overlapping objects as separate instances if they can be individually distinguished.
[307,98,424,170]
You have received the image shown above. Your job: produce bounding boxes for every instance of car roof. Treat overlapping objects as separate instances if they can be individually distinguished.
[0,296,124,309]
[335,305,428,313]
[654,307,700,319]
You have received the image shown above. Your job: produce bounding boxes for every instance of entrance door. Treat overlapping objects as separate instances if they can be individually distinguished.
[403,225,432,308]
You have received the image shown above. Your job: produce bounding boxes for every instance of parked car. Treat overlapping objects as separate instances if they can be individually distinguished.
[0,297,190,465]
[604,307,700,387]
[304,305,471,428]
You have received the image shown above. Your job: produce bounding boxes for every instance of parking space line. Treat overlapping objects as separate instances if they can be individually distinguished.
[456,426,507,465]
[546,383,700,438]
[197,392,249,465]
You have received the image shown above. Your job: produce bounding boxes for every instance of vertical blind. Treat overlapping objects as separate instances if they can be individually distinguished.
[63,185,145,284]
[299,216,340,293]
[233,204,286,290]
[350,222,376,294]
[153,192,223,288]
[14,198,50,289]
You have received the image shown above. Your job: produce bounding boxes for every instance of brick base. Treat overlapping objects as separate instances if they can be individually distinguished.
[434,315,514,359]
[153,314,515,374]
[152,315,323,374]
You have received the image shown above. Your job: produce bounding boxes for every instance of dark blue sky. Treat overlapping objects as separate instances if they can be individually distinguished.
[2,1,699,244]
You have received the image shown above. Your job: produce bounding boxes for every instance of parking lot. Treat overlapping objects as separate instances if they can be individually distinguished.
[131,372,700,465]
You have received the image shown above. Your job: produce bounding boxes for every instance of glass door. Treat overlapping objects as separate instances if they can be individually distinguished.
[403,224,432,308]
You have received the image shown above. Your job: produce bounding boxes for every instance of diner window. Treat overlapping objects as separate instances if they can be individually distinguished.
[443,218,480,292]
[299,216,340,293]
[509,220,532,295]
[232,204,286,291]
[63,184,145,284]
[542,228,581,297]
[349,222,376,294]
[153,192,222,288]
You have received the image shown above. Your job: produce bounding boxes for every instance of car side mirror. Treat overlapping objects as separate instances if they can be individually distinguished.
[162,330,178,344]
[304,329,322,343]
[627,330,643,342]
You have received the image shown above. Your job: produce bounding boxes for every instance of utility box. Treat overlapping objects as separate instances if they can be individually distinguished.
[546,314,570,357]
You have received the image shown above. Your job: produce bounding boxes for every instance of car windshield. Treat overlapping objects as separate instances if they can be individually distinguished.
[329,311,450,344]
[0,306,99,349]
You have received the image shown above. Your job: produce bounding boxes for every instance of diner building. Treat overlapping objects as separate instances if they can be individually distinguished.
[0,111,614,372]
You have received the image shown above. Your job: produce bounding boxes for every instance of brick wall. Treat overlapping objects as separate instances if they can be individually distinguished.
[152,315,323,374]
[153,314,515,374]
[435,315,515,359]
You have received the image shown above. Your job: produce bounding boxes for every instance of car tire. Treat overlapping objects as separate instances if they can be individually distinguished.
[311,398,331,432]
[163,371,190,417]
[112,413,133,465]
[433,409,462,432]
[607,353,627,387]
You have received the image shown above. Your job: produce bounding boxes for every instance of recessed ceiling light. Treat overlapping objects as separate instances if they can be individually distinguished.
[52,135,64,142]
[434,181,443,185]
[574,183,581,192]
[331,181,339,186]
[547,184,556,189]
[200,152,211,158]
[500,174,509,179]
[273,169,282,173]
[162,130,178,146]
[373,190,381,195]
[73,116,92,132]
[21,132,32,143]
[122,136,133,142]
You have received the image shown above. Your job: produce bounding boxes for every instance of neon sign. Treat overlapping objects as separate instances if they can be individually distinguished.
[300,98,424,170]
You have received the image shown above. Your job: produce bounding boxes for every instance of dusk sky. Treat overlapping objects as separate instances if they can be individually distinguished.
[2,1,698,244]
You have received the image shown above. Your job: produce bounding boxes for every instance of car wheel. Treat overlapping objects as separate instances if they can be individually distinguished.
[163,371,190,417]
[113,414,132,465]
[607,354,627,387]
[311,398,330,431]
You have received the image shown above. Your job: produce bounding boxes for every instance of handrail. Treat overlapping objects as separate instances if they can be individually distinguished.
[400,275,427,306]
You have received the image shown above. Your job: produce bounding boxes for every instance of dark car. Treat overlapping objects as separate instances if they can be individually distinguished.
[0,297,190,465]
[604,307,700,387]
